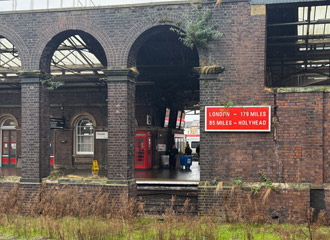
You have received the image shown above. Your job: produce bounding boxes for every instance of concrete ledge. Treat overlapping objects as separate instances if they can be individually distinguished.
[19,178,42,184]
[199,181,311,190]
[277,86,330,93]
[0,176,20,183]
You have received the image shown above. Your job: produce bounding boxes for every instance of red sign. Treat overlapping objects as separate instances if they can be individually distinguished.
[180,112,185,129]
[164,108,170,128]
[176,111,182,129]
[205,106,271,132]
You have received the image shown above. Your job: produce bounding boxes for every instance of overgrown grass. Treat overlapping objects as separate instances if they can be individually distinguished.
[0,215,330,239]
[0,184,329,239]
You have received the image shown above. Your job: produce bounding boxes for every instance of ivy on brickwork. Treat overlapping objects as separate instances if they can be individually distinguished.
[40,74,64,90]
[232,176,243,186]
[170,4,222,49]
[251,171,277,195]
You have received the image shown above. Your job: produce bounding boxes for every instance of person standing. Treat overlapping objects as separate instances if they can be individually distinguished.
[196,144,200,158]
[169,144,178,169]
[185,143,192,155]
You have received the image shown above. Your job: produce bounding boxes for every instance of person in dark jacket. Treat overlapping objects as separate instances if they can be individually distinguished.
[185,143,192,155]
[169,144,178,169]
[196,144,200,158]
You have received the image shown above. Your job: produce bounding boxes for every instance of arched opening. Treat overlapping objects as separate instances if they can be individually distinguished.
[40,30,107,171]
[0,36,21,176]
[0,36,21,86]
[131,25,200,181]
[40,30,107,82]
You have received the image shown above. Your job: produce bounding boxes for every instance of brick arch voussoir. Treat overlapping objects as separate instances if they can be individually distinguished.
[31,17,114,70]
[121,13,187,68]
[0,24,30,70]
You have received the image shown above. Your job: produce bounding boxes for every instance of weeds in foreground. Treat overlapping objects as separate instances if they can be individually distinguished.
[0,184,329,239]
[1,214,330,240]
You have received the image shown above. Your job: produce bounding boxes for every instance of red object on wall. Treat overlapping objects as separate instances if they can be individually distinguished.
[2,130,16,167]
[205,106,271,132]
[135,131,152,169]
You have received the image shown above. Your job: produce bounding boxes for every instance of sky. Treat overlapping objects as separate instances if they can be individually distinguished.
[0,0,182,11]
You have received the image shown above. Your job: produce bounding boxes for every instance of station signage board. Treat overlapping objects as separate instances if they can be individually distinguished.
[95,131,108,139]
[50,118,65,129]
[164,108,170,128]
[205,106,271,132]
[180,112,185,129]
[176,111,182,129]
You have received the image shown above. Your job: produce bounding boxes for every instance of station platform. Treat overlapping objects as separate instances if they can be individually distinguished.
[0,161,200,182]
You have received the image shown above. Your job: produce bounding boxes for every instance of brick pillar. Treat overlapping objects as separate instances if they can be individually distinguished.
[196,67,225,216]
[20,72,50,182]
[196,67,224,182]
[104,69,138,181]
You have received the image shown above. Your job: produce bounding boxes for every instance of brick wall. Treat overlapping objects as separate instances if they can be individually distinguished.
[199,185,310,224]
[199,1,272,183]
[0,180,136,216]
[1,0,330,221]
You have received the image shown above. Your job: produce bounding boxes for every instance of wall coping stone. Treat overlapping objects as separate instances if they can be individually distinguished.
[39,178,136,186]
[276,86,330,93]
[1,178,328,189]
[199,181,311,190]
[0,176,20,183]
[20,178,42,183]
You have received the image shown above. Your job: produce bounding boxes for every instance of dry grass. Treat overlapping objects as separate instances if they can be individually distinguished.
[0,184,330,239]
[215,0,222,7]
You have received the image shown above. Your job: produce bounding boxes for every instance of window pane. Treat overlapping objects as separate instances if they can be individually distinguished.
[11,131,16,142]
[3,142,9,155]
[3,119,15,127]
[76,117,94,154]
[3,131,9,142]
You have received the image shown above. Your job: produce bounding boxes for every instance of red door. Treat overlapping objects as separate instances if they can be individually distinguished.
[135,131,152,169]
[2,130,16,168]
[135,133,146,169]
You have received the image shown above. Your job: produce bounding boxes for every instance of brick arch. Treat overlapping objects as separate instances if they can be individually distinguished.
[70,112,97,128]
[0,24,30,70]
[121,13,193,68]
[30,16,114,71]
[0,114,19,128]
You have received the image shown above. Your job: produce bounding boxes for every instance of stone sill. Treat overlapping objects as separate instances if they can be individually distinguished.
[199,181,313,190]
[3,177,330,190]
[276,86,330,93]
[0,176,20,183]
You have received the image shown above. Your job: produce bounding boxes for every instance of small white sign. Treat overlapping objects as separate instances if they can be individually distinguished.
[157,144,166,152]
[96,131,108,139]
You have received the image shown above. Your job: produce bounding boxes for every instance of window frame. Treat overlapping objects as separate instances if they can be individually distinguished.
[75,116,94,155]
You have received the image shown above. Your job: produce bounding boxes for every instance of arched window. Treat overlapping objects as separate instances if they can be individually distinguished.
[75,116,94,155]
[2,118,16,129]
